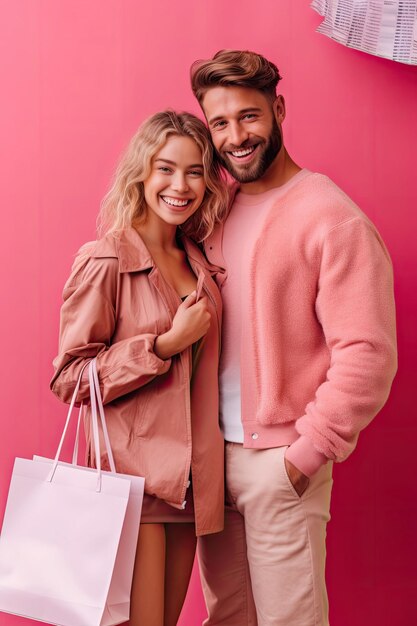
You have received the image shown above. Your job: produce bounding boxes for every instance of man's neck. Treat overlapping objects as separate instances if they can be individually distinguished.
[240,148,301,195]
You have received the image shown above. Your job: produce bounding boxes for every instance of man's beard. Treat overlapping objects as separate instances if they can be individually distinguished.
[217,118,282,183]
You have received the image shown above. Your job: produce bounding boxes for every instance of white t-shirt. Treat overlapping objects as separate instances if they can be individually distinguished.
[219,172,306,442]
[220,190,277,441]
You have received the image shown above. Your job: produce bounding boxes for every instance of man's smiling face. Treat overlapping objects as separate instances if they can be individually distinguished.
[202,85,283,183]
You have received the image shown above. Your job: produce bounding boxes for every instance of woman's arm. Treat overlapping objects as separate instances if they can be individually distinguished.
[50,254,172,405]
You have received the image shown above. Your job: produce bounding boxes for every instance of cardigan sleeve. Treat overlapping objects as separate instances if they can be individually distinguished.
[50,251,172,405]
[288,217,397,475]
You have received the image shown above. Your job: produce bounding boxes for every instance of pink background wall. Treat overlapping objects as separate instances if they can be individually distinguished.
[1,1,416,624]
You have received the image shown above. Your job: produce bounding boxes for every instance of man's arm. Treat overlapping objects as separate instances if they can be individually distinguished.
[286,216,397,478]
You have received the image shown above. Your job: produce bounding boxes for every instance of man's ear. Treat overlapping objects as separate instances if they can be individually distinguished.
[273,95,286,125]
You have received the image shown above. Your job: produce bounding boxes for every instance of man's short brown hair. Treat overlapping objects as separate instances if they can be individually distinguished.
[190,49,282,104]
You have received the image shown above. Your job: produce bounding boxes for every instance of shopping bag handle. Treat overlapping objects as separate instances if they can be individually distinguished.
[88,361,103,491]
[47,361,101,485]
[47,359,113,491]
[72,402,84,467]
[87,358,116,473]
[71,360,116,473]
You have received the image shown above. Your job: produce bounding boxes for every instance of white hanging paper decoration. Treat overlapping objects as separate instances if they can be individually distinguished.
[311,0,417,65]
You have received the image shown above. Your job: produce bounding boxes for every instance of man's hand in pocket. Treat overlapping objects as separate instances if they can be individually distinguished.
[284,457,310,497]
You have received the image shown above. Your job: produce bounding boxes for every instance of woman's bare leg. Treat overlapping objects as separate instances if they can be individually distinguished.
[130,523,166,626]
[163,523,197,626]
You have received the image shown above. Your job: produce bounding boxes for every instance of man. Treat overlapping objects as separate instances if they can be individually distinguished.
[190,50,397,626]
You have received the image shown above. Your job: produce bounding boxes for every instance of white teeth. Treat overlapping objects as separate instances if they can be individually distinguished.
[231,146,256,157]
[161,196,190,207]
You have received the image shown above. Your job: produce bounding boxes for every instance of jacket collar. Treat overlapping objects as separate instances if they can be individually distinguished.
[204,183,239,273]
[92,226,215,274]
[116,227,154,273]
[179,234,215,272]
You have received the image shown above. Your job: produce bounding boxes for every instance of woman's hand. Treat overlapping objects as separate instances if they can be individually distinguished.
[154,292,211,360]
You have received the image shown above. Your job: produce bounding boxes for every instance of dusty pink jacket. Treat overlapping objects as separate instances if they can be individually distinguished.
[205,171,397,476]
[51,227,224,536]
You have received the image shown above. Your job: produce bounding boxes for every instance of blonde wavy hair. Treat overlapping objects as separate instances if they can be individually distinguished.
[98,110,228,242]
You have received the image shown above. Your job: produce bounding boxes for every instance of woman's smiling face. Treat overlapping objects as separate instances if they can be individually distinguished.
[143,134,206,228]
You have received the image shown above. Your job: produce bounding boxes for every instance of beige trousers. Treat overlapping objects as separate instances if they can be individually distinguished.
[198,444,333,626]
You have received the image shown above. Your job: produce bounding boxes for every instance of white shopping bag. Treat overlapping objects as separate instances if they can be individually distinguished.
[0,359,144,626]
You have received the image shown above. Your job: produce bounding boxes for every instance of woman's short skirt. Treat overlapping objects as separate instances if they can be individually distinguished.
[140,484,194,524]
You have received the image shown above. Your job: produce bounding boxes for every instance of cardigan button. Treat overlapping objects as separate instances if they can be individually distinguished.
[251,432,259,440]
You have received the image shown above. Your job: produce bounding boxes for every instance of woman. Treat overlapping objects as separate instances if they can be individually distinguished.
[50,111,228,625]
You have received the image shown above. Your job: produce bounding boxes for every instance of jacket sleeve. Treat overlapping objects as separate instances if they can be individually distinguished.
[50,252,172,405]
[286,217,397,476]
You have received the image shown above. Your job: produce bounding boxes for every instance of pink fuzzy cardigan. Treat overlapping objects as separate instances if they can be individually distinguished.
[205,171,397,476]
